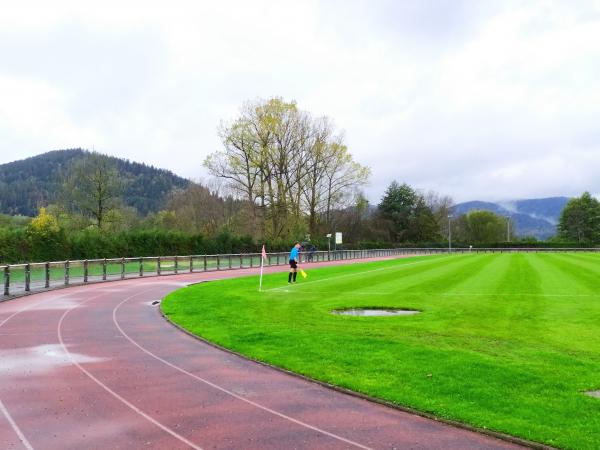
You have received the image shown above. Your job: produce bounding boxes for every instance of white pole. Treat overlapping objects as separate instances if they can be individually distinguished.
[448,215,452,253]
[259,258,264,292]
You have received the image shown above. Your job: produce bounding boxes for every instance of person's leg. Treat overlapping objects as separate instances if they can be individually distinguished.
[293,270,297,282]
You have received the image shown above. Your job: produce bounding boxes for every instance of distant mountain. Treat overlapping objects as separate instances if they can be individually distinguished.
[453,197,570,240]
[0,149,190,216]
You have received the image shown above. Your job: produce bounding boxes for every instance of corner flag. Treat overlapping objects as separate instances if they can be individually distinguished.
[259,244,267,291]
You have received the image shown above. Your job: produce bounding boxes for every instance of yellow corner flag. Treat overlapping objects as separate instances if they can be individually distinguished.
[300,269,308,279]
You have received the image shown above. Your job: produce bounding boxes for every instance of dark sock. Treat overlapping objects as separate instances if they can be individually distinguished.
[288,272,292,283]
[293,271,297,282]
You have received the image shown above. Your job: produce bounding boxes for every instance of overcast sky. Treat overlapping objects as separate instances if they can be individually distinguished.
[2,0,600,203]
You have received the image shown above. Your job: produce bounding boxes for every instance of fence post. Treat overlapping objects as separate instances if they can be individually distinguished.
[203,255,207,271]
[157,257,161,275]
[25,264,31,292]
[174,256,178,274]
[3,266,9,296]
[84,260,88,283]
[228,255,232,269]
[102,259,107,281]
[217,255,220,270]
[190,256,194,273]
[65,261,70,286]
[140,257,144,277]
[45,262,50,288]
[240,254,243,269]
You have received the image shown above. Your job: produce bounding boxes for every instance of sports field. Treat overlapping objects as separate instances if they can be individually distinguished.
[161,253,600,449]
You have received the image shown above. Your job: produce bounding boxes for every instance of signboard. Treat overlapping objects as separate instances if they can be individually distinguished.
[335,232,343,244]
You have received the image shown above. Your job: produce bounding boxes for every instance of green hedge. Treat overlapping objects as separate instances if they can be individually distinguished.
[0,229,258,264]
[1,228,596,264]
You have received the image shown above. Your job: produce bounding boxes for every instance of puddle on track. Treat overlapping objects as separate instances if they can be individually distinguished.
[0,344,106,376]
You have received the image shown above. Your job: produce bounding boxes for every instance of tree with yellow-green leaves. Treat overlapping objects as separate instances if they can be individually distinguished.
[26,208,67,261]
[204,98,370,240]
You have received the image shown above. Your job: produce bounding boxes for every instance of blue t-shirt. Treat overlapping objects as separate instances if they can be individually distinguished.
[289,247,299,261]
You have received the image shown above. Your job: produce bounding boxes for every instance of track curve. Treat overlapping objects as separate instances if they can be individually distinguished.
[1,258,524,449]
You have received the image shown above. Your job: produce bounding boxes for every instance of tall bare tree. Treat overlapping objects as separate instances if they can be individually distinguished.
[204,97,370,240]
[62,153,122,229]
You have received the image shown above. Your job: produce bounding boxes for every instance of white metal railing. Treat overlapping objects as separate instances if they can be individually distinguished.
[2,247,599,299]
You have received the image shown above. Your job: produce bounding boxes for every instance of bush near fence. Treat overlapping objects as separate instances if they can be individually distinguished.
[1,225,597,264]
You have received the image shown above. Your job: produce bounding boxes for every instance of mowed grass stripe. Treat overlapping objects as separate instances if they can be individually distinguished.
[162,253,600,449]
[265,254,451,292]
[289,254,496,300]
[542,254,600,294]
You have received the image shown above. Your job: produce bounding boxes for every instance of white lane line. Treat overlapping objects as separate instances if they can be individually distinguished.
[113,297,373,450]
[0,398,34,450]
[0,286,117,329]
[0,293,73,329]
[265,255,452,292]
[0,289,109,450]
[57,290,203,450]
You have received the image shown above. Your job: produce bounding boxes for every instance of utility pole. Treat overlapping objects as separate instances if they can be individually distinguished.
[507,216,511,242]
[448,215,452,253]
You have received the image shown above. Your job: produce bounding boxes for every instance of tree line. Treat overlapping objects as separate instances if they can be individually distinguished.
[2,97,599,263]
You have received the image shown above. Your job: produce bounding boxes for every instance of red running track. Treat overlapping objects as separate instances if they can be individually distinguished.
[0,257,525,450]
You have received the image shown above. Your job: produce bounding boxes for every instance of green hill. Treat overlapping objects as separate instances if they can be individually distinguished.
[0,149,190,216]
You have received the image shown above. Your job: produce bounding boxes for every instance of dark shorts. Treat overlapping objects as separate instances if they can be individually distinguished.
[289,259,297,269]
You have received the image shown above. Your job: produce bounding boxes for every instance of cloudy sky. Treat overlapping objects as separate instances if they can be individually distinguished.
[2,0,600,203]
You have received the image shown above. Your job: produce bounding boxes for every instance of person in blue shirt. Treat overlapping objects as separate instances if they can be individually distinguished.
[288,242,301,283]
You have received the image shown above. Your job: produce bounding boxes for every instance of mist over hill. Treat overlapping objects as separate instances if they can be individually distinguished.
[0,149,190,216]
[453,197,570,240]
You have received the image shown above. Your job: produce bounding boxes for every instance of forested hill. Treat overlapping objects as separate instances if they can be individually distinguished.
[0,149,190,216]
[454,197,570,239]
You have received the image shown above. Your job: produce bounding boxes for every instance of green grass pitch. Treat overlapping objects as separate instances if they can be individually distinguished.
[161,253,600,449]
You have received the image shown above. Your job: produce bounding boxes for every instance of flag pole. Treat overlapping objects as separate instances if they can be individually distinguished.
[259,258,264,292]
[259,244,266,292]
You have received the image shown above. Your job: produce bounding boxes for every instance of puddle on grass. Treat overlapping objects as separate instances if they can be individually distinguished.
[332,308,420,317]
[585,390,600,399]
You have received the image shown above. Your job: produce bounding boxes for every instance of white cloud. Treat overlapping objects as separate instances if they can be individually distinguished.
[1,0,600,202]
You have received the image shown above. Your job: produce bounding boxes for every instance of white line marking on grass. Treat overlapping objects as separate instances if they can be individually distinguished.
[0,398,34,450]
[113,297,374,450]
[264,256,452,292]
[289,291,600,298]
[58,290,204,450]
